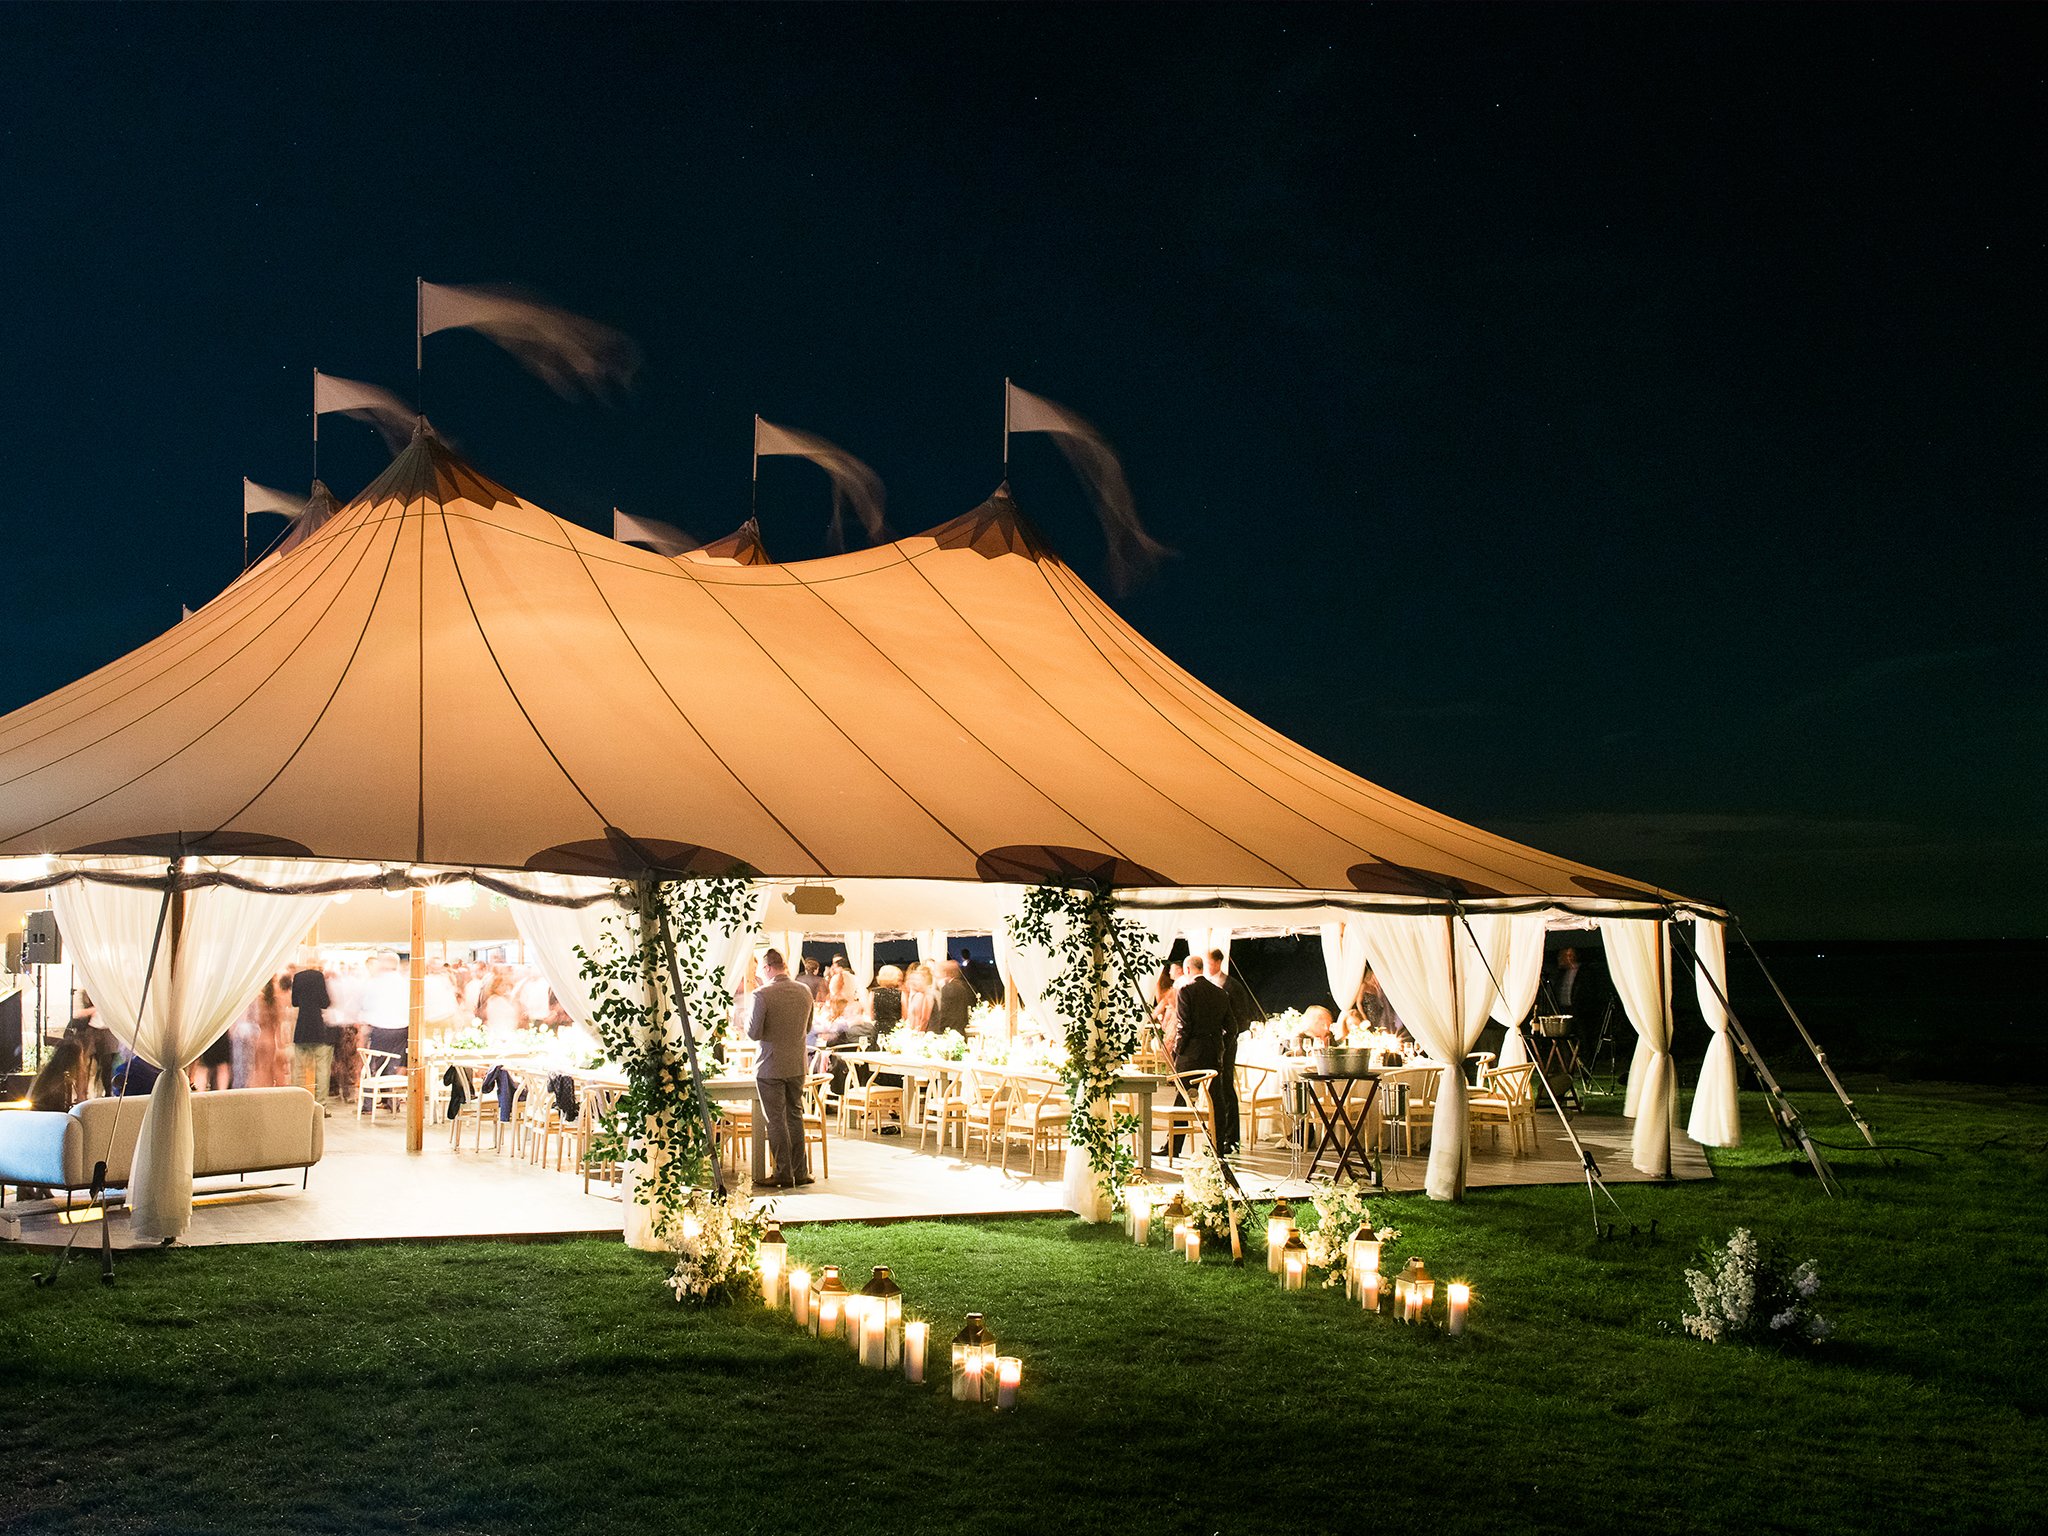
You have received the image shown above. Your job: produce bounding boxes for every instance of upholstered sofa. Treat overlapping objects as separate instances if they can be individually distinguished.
[0,1087,323,1197]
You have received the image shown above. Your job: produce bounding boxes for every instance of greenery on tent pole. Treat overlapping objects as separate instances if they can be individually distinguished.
[577,875,756,1238]
[1008,883,1155,1213]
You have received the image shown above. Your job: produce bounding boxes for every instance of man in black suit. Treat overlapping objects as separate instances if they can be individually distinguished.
[1163,954,1234,1159]
[931,960,975,1035]
[1206,948,1250,1154]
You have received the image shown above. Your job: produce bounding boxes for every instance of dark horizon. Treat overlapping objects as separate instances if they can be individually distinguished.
[3,6,2040,940]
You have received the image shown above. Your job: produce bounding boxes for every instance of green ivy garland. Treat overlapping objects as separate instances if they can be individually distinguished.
[578,876,757,1237]
[1007,884,1155,1213]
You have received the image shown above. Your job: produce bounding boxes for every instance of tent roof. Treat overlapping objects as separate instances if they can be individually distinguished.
[0,429,1694,906]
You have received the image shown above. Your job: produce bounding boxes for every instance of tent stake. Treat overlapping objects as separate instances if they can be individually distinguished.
[1667,917,1842,1196]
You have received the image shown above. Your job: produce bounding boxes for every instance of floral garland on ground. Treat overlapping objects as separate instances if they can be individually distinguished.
[578,876,756,1240]
[665,1187,775,1305]
[1682,1228,1828,1346]
[1008,884,1156,1214]
[1299,1177,1401,1288]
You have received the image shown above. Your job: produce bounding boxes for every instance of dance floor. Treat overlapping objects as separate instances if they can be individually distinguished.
[2,1104,1708,1250]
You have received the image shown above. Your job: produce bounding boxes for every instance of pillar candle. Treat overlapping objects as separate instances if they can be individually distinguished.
[790,1269,812,1329]
[1447,1282,1470,1337]
[859,1306,885,1368]
[1184,1229,1202,1264]
[1360,1268,1380,1312]
[904,1321,928,1384]
[994,1356,1021,1411]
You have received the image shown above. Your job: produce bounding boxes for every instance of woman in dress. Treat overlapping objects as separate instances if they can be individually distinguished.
[255,973,291,1087]
[481,970,526,1037]
[825,955,860,1023]
[868,965,905,1035]
[902,963,934,1032]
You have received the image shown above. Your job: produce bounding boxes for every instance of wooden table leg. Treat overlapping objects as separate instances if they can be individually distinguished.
[1137,1086,1154,1174]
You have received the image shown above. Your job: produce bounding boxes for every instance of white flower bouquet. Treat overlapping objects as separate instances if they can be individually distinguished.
[664,1188,775,1307]
[1682,1227,1828,1347]
[1300,1177,1400,1286]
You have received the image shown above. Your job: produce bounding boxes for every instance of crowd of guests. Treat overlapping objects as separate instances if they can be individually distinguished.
[777,953,980,1062]
[23,952,571,1120]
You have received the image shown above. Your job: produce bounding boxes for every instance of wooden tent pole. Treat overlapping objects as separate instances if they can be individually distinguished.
[406,887,425,1152]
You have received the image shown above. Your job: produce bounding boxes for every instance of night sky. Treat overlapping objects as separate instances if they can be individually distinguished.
[3,6,2040,938]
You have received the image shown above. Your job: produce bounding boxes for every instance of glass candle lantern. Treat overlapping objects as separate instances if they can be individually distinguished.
[859,1267,903,1370]
[994,1356,1022,1411]
[813,1265,848,1340]
[904,1319,929,1384]
[1411,1258,1435,1320]
[1359,1263,1381,1313]
[1158,1192,1188,1238]
[1266,1199,1296,1274]
[1127,1184,1153,1245]
[1397,1257,1433,1323]
[790,1267,812,1329]
[952,1315,991,1402]
[758,1224,787,1310]
[1446,1281,1471,1337]
[1280,1230,1309,1291]
[1346,1226,1382,1301]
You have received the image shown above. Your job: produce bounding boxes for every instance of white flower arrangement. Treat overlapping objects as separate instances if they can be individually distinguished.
[1682,1227,1829,1347]
[1300,1177,1400,1287]
[1179,1150,1254,1247]
[664,1188,775,1307]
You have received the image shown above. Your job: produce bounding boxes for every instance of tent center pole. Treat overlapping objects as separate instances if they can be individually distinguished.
[406,886,426,1153]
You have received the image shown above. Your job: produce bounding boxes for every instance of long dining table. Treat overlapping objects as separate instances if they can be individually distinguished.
[836,1051,1175,1173]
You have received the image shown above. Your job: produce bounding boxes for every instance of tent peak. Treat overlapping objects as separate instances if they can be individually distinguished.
[924,482,1047,562]
[348,421,520,514]
[689,516,772,566]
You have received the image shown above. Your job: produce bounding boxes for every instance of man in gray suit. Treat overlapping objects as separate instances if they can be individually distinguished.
[747,949,815,1188]
[931,960,975,1035]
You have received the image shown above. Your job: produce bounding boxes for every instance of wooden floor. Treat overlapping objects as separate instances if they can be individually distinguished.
[2,1104,1707,1250]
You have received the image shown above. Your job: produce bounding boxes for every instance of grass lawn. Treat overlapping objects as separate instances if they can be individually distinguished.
[4,1077,2045,1535]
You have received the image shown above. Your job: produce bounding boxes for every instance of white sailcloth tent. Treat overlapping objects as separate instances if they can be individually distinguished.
[0,426,1735,1232]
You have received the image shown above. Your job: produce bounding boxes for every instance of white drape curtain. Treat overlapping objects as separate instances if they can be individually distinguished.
[844,931,877,989]
[1318,920,1370,1017]
[1183,923,1234,971]
[1599,918,1678,1176]
[510,889,630,1027]
[1686,919,1742,1147]
[1352,912,1510,1201]
[52,861,330,1240]
[914,929,949,966]
[997,929,1057,1030]
[1126,910,1179,978]
[1488,915,1552,1071]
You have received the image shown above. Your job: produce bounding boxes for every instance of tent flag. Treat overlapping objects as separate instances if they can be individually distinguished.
[752,415,887,549]
[1003,378,1167,590]
[612,507,699,557]
[418,279,640,399]
[312,369,414,451]
[242,478,307,520]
